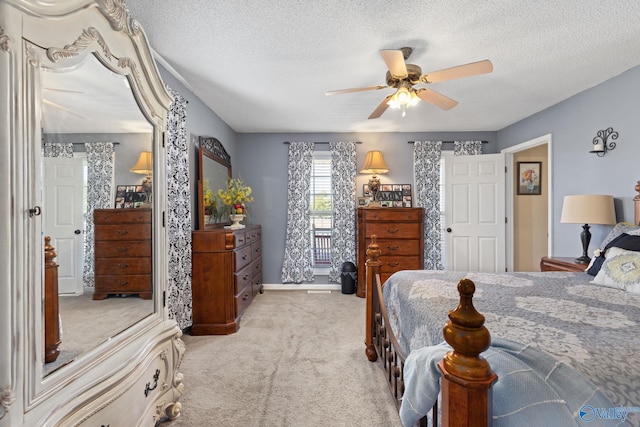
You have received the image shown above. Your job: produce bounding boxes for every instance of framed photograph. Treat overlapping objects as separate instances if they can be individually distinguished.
[357,196,369,207]
[517,162,542,195]
[115,184,148,208]
[363,183,413,207]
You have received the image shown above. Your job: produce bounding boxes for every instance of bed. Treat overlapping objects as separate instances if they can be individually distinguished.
[364,200,640,427]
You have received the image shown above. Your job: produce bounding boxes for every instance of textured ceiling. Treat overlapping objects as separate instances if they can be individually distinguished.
[126,1,640,133]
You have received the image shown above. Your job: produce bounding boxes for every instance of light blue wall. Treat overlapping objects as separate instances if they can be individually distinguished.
[237,132,496,284]
[497,66,640,258]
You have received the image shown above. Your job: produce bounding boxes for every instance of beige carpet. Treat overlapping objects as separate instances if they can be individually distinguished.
[159,290,402,427]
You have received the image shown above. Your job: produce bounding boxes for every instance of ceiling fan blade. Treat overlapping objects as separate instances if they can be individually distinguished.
[420,59,493,84]
[325,85,388,96]
[415,88,458,111]
[368,94,393,119]
[380,50,408,79]
[43,99,88,119]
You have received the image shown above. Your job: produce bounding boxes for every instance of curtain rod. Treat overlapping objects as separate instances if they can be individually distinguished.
[407,140,488,144]
[283,141,362,145]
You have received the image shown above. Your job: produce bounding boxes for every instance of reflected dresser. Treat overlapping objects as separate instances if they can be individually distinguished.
[93,208,152,300]
[192,225,263,335]
[357,207,424,297]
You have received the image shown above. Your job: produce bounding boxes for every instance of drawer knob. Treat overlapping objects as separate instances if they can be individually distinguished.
[243,274,249,280]
[117,246,130,253]
[117,230,129,235]
[387,228,399,233]
[117,263,129,269]
[387,245,399,250]
[387,262,399,267]
[116,280,129,286]
[242,254,248,260]
[243,293,249,301]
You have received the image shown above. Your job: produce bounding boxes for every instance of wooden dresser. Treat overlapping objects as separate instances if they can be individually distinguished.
[192,225,263,335]
[93,208,152,300]
[357,207,424,297]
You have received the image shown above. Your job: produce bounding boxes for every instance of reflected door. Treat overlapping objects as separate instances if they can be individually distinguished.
[43,157,85,294]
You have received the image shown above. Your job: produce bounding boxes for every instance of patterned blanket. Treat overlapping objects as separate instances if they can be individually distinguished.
[382,270,640,426]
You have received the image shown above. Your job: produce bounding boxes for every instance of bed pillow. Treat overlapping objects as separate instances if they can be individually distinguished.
[599,222,640,248]
[591,247,640,294]
[586,233,640,275]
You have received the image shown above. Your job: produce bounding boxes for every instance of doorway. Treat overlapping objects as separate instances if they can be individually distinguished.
[503,134,552,272]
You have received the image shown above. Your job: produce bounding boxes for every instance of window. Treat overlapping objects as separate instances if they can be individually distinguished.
[310,151,332,267]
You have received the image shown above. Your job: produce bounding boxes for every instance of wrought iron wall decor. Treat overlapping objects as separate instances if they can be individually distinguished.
[589,127,618,157]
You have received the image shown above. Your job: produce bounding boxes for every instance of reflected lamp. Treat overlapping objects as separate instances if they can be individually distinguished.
[130,151,152,203]
[560,194,616,264]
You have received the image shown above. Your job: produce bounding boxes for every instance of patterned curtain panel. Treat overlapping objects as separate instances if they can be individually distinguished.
[83,142,115,287]
[165,86,192,330]
[43,142,74,157]
[281,141,315,284]
[454,140,483,155]
[328,141,357,282]
[413,141,443,270]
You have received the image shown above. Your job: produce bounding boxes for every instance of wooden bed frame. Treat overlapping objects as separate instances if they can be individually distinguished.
[365,235,498,427]
[366,184,640,427]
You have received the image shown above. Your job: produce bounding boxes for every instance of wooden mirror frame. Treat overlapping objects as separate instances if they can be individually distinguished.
[197,136,232,229]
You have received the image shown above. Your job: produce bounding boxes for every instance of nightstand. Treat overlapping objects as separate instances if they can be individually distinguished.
[540,256,588,272]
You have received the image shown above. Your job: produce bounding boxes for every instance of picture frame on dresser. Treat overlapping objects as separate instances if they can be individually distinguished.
[363,183,412,207]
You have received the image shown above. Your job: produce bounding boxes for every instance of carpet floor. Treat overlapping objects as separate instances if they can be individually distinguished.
[159,290,402,427]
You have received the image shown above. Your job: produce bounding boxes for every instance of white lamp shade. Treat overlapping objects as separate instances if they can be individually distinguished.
[560,194,616,225]
[130,151,152,176]
[360,150,389,174]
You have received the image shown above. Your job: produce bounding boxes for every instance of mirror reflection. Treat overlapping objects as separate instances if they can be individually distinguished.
[198,137,232,229]
[41,54,154,375]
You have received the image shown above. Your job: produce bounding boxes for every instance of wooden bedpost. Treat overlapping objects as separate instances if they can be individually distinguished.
[438,278,497,427]
[44,236,61,363]
[634,180,640,225]
[365,234,381,362]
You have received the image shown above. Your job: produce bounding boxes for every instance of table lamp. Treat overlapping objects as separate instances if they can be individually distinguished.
[360,150,389,206]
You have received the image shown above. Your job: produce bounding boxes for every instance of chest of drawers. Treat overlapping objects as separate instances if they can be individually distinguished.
[357,207,424,297]
[93,208,152,300]
[192,225,263,335]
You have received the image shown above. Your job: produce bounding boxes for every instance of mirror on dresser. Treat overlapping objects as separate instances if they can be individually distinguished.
[197,136,232,229]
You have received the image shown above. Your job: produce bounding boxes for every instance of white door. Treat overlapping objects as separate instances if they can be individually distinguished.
[43,157,85,294]
[444,153,505,272]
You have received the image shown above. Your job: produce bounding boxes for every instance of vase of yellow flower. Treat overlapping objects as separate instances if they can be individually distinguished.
[218,178,253,229]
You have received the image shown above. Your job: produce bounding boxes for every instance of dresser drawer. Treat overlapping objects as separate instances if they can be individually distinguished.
[94,274,151,292]
[251,241,262,260]
[366,222,420,239]
[95,257,151,275]
[361,208,422,222]
[95,241,151,258]
[372,239,420,256]
[234,232,246,247]
[95,224,151,241]
[378,256,421,273]
[234,245,253,270]
[94,208,151,224]
[235,283,253,316]
[234,259,258,294]
[245,228,261,244]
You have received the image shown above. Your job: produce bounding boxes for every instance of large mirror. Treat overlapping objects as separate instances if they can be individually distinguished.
[197,136,232,229]
[40,52,155,376]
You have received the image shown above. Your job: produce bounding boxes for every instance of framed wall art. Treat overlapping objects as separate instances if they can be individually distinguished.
[363,183,412,207]
[517,162,542,195]
[115,184,148,208]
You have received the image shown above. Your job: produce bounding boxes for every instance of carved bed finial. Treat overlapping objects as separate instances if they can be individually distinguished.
[44,236,57,267]
[366,234,381,264]
[634,180,640,201]
[441,278,492,380]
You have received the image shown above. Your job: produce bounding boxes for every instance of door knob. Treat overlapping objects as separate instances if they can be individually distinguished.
[74,229,82,235]
[446,228,452,233]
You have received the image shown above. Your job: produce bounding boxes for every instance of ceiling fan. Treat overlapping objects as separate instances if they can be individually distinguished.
[326,47,493,119]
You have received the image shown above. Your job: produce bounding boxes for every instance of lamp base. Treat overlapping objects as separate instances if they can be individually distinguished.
[574,255,591,265]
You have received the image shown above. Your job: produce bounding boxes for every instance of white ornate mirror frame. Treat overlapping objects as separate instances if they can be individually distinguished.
[0,1,184,425]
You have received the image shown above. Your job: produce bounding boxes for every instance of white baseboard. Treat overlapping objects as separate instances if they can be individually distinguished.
[263,283,341,291]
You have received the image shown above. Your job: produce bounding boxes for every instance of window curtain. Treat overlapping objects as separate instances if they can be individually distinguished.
[281,141,315,284]
[165,85,192,330]
[328,141,357,282]
[413,141,443,270]
[43,142,74,158]
[83,142,115,287]
[454,140,483,155]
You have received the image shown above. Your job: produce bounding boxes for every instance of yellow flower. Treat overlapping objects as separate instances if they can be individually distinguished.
[218,178,254,206]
